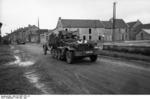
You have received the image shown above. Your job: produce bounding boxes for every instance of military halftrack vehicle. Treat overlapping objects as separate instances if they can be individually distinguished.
[43,30,99,64]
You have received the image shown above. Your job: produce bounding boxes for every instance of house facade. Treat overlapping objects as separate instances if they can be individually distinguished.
[24,25,39,42]
[110,19,128,41]
[9,28,24,43]
[56,17,105,42]
[38,29,49,44]
[101,19,128,41]
[135,24,150,40]
[127,20,143,40]
[101,21,112,41]
[136,29,150,40]
[9,25,39,43]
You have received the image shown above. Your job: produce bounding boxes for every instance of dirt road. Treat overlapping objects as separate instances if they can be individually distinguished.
[9,44,150,94]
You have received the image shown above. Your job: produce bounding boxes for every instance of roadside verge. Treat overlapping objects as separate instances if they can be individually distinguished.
[0,45,15,65]
[98,50,150,63]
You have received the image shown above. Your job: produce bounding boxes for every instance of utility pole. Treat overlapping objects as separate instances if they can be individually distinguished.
[37,17,40,43]
[112,2,116,42]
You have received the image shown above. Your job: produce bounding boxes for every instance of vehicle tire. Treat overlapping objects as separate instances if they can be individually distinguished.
[90,55,98,62]
[66,51,74,64]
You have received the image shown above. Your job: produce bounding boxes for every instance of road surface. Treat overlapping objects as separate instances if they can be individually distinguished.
[9,44,150,94]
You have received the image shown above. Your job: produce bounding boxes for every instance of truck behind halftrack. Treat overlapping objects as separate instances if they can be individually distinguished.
[43,30,100,64]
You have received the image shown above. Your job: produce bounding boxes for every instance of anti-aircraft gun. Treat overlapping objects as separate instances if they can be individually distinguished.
[43,30,99,64]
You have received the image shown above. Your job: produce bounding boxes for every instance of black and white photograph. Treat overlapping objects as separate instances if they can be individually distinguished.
[0,0,150,96]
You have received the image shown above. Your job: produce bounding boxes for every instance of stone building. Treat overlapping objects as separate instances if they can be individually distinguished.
[135,24,150,40]
[127,20,143,40]
[136,29,150,40]
[56,17,105,42]
[9,25,39,43]
[24,25,39,42]
[110,19,128,41]
[101,21,112,41]
[38,29,49,44]
[102,19,128,41]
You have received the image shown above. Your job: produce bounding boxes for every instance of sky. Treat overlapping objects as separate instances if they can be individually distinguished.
[0,0,150,36]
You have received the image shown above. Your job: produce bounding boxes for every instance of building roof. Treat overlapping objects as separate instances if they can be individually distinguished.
[132,23,150,33]
[127,21,137,28]
[113,19,128,28]
[132,24,143,33]
[142,29,150,35]
[142,24,150,29]
[102,19,127,29]
[101,21,112,29]
[37,29,48,34]
[61,19,104,28]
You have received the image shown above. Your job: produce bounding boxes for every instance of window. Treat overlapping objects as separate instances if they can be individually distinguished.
[89,36,92,40]
[99,36,101,41]
[89,28,91,34]
[83,35,86,40]
[46,36,48,41]
[122,34,124,41]
[141,33,144,40]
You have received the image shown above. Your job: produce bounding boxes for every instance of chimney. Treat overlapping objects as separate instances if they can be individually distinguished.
[113,2,116,20]
[59,17,61,20]
[112,2,117,42]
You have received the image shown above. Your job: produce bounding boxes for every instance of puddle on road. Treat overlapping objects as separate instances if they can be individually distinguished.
[24,71,49,94]
[25,71,39,83]
[7,48,50,93]
[8,55,49,93]
[8,55,35,67]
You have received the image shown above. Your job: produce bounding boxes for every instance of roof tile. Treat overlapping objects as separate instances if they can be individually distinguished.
[61,19,104,28]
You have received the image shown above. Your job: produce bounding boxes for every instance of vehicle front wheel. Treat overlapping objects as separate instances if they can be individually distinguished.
[66,51,74,64]
[90,55,98,62]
